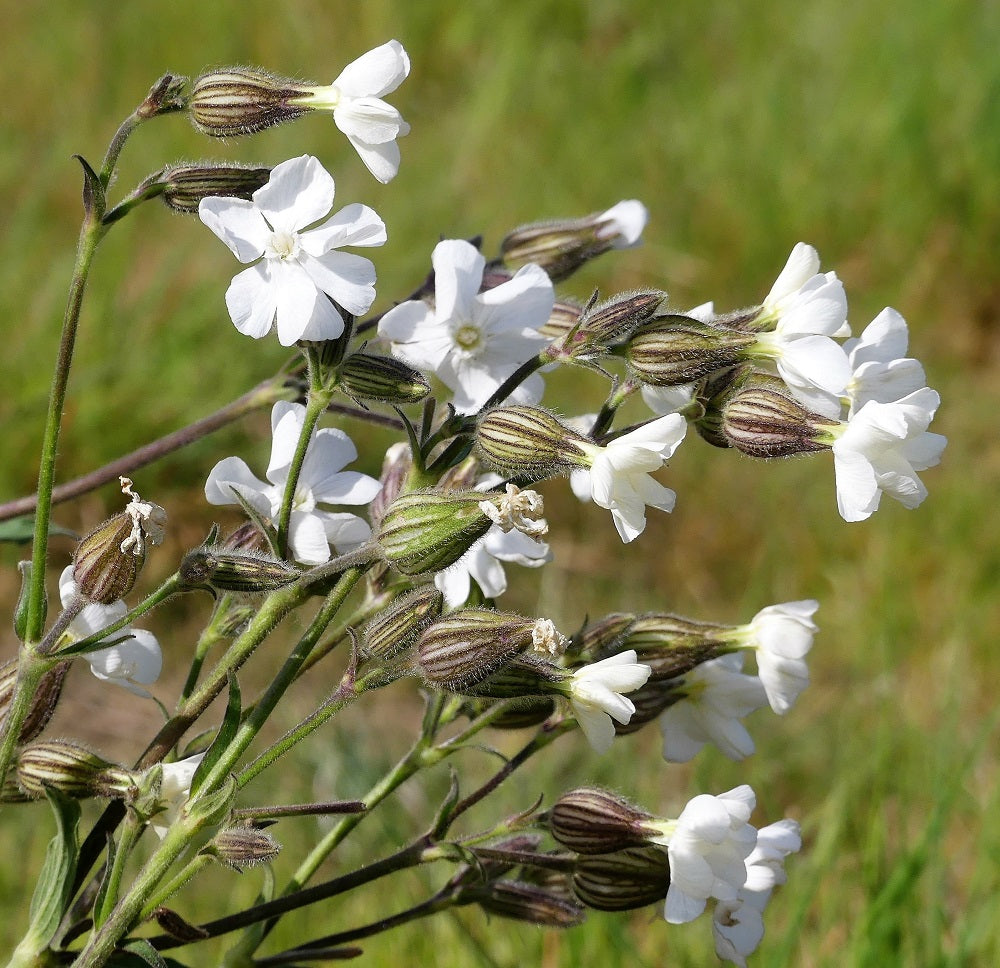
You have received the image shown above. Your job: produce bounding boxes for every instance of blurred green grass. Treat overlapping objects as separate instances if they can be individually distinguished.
[1,0,998,964]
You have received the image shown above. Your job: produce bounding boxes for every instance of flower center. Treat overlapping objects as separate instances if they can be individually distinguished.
[453,322,484,354]
[268,230,300,261]
[292,485,316,514]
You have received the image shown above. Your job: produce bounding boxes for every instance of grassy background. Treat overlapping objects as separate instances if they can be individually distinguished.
[1,0,998,964]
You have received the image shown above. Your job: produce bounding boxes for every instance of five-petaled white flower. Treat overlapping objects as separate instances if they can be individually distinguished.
[712,819,802,966]
[301,40,411,183]
[725,600,819,715]
[658,654,770,762]
[563,650,652,753]
[58,566,162,697]
[829,387,946,522]
[843,307,928,416]
[577,414,687,543]
[205,401,381,565]
[199,154,386,346]
[751,242,851,418]
[378,238,555,414]
[657,785,758,924]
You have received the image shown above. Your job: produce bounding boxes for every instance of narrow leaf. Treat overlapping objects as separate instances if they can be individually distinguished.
[190,675,241,796]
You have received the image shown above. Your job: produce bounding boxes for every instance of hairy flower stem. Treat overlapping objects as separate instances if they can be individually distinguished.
[276,348,334,560]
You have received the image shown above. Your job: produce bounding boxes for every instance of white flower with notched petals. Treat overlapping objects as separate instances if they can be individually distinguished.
[752,243,851,418]
[301,40,411,183]
[58,567,162,697]
[656,785,758,924]
[658,654,770,762]
[725,601,819,715]
[379,239,555,414]
[577,414,687,543]
[830,387,946,522]
[199,155,386,346]
[205,401,381,565]
[564,650,651,753]
[844,307,928,416]
[712,819,802,966]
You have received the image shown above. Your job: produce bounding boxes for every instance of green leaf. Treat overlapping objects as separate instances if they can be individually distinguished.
[190,675,241,797]
[0,515,77,545]
[119,940,169,967]
[93,830,121,929]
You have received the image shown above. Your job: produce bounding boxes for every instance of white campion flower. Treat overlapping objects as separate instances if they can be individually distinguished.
[58,566,162,697]
[724,601,819,715]
[751,243,851,418]
[829,387,947,522]
[199,154,386,346]
[562,650,652,753]
[654,785,758,924]
[205,401,381,565]
[640,302,714,417]
[712,819,802,966]
[576,414,688,543]
[378,238,555,414]
[843,307,928,416]
[657,654,770,762]
[594,199,648,249]
[151,753,205,839]
[299,40,411,183]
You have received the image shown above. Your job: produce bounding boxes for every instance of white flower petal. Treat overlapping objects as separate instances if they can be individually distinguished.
[304,203,387,252]
[198,197,269,263]
[253,155,335,233]
[332,40,410,98]
[346,135,403,184]
[225,264,278,339]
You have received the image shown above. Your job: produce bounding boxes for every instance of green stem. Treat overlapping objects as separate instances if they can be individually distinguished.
[94,815,144,929]
[139,854,213,921]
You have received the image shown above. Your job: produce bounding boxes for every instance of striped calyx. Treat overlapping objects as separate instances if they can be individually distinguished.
[572,846,671,912]
[550,787,654,855]
[476,406,589,475]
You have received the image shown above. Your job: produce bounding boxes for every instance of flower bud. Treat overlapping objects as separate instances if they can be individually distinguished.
[73,512,143,604]
[625,316,755,387]
[368,443,412,529]
[539,300,585,341]
[476,406,589,475]
[221,521,268,555]
[500,200,647,282]
[550,788,655,855]
[16,741,137,800]
[572,846,671,912]
[468,880,585,928]
[180,549,300,593]
[339,352,430,405]
[461,654,567,699]
[189,68,313,137]
[158,164,270,213]
[206,826,281,870]
[567,613,636,662]
[416,610,543,691]
[376,491,493,576]
[0,658,69,744]
[468,696,556,729]
[361,585,443,661]
[577,291,667,348]
[622,613,730,679]
[719,374,829,458]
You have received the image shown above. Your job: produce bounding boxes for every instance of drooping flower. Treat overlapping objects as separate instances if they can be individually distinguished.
[828,387,947,522]
[577,414,688,542]
[151,753,206,838]
[712,819,802,966]
[199,154,386,346]
[751,243,851,418]
[379,239,555,414]
[656,785,758,924]
[843,307,928,416]
[58,566,162,697]
[724,601,819,714]
[297,40,411,183]
[205,401,381,565]
[657,654,770,762]
[562,650,652,753]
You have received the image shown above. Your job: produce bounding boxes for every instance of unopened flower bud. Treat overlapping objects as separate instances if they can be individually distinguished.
[206,826,281,870]
[72,515,141,605]
[575,290,667,350]
[626,316,756,387]
[719,375,829,458]
[221,521,267,555]
[189,68,313,137]
[572,846,671,912]
[180,549,300,593]
[377,491,494,576]
[369,443,412,528]
[0,658,69,744]
[539,300,585,340]
[416,610,547,691]
[550,788,655,855]
[500,200,647,282]
[567,613,636,661]
[16,741,137,800]
[622,613,730,679]
[361,585,443,661]
[462,654,567,699]
[339,352,430,404]
[465,696,556,729]
[159,164,270,214]
[476,406,589,475]
[467,880,585,928]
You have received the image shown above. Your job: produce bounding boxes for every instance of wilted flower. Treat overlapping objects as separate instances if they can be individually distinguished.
[151,754,205,838]
[379,239,555,413]
[199,154,386,345]
[58,566,162,697]
[205,401,380,565]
